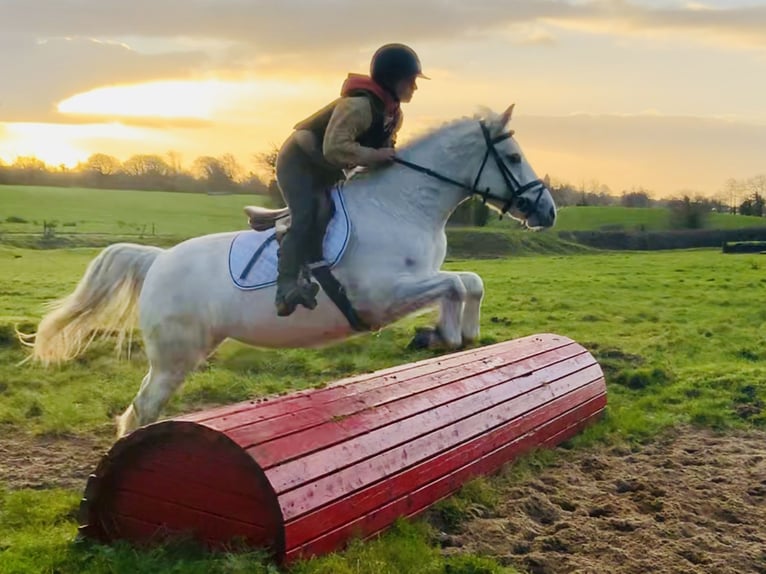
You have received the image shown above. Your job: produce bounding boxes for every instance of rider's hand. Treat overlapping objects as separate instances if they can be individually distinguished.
[370,147,396,165]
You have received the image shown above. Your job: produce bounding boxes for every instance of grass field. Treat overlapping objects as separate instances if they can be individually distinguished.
[1,238,765,573]
[487,205,766,232]
[3,186,765,244]
[0,185,269,239]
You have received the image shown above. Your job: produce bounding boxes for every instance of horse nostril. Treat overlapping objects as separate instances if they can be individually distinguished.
[548,206,555,222]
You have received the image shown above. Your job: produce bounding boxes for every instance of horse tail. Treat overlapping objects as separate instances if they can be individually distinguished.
[17,243,164,365]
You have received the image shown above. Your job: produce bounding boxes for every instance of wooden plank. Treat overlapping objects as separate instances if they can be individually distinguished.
[241,346,590,463]
[284,396,604,560]
[102,512,277,551]
[108,490,272,542]
[178,344,509,425]
[126,439,267,499]
[267,362,602,494]
[280,378,605,531]
[111,466,273,526]
[187,335,575,428]
[214,338,578,436]
[283,382,604,546]
[102,512,171,542]
[318,334,574,394]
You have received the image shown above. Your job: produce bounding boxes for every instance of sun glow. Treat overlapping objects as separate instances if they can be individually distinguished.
[0,77,337,168]
[58,80,226,120]
[0,123,150,168]
[57,78,331,121]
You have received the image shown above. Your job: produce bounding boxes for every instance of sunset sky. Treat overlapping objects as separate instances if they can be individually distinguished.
[1,0,765,196]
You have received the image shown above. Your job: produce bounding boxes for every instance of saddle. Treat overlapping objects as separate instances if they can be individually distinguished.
[243,190,334,252]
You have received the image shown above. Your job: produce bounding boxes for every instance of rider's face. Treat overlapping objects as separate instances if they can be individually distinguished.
[395,76,418,103]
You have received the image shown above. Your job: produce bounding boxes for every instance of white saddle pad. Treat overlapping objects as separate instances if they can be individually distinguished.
[228,186,350,291]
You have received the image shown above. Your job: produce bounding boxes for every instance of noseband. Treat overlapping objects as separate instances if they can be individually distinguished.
[393,120,546,216]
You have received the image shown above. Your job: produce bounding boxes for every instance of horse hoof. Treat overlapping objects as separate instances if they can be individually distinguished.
[408,327,441,350]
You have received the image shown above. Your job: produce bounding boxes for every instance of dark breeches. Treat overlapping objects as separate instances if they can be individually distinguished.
[275,133,342,276]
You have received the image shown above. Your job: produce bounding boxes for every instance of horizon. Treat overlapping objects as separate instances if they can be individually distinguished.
[2,0,765,197]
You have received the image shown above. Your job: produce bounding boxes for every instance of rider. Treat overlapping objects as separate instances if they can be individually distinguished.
[274,43,428,317]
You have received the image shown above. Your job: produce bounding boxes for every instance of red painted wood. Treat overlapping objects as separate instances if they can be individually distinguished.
[244,346,589,467]
[128,446,266,500]
[267,362,602,494]
[109,490,272,544]
[285,396,605,561]
[283,381,605,547]
[78,334,606,564]
[183,334,574,429]
[111,467,268,525]
[212,340,577,439]
[177,343,505,425]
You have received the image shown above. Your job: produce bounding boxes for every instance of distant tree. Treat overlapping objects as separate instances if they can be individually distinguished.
[165,151,183,176]
[85,153,121,176]
[219,153,243,183]
[13,156,46,171]
[620,187,652,208]
[754,193,765,217]
[253,148,278,180]
[739,197,755,216]
[739,193,764,217]
[668,195,709,229]
[253,146,284,207]
[123,154,171,177]
[448,197,490,226]
[192,156,235,191]
[723,174,766,215]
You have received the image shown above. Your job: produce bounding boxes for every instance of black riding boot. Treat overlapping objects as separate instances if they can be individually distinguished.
[275,200,320,317]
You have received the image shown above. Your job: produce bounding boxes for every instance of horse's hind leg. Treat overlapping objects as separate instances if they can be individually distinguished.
[116,321,216,438]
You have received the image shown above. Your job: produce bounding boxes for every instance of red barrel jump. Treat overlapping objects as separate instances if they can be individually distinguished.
[78,333,607,562]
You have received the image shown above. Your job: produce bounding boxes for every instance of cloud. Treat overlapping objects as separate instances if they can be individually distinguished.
[542,1,766,50]
[0,33,205,122]
[1,1,765,124]
[4,0,765,52]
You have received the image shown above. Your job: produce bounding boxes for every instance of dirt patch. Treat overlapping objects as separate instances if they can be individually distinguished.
[0,429,113,490]
[442,427,766,574]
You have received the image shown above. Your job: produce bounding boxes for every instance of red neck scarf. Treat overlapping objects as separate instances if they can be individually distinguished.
[340,73,400,117]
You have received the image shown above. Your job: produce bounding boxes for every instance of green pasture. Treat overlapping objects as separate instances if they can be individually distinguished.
[0,185,267,239]
[487,205,765,232]
[3,186,765,245]
[1,240,764,573]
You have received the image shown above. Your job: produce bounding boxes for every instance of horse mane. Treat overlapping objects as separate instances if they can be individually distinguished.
[396,107,504,155]
[343,107,505,186]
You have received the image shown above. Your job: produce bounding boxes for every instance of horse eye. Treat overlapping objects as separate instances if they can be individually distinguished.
[508,153,521,164]
[516,196,530,211]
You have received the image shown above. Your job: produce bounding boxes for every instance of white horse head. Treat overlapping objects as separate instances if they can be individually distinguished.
[378,103,556,231]
[478,104,556,229]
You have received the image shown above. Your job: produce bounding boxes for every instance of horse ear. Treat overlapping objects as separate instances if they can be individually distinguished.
[499,103,515,128]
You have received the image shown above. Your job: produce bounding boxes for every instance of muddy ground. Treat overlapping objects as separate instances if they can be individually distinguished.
[440,427,766,574]
[0,428,113,491]
[2,426,765,573]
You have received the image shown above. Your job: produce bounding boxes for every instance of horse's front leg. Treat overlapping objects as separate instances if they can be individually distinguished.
[411,271,484,350]
[453,271,484,344]
[381,272,467,349]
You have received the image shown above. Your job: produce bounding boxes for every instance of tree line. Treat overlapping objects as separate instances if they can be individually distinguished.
[0,152,274,197]
[449,174,766,228]
[1,152,764,228]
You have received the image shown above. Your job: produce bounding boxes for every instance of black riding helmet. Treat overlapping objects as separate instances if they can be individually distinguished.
[370,44,429,93]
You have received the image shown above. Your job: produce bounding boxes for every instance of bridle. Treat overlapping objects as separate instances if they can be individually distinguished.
[392,120,547,216]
